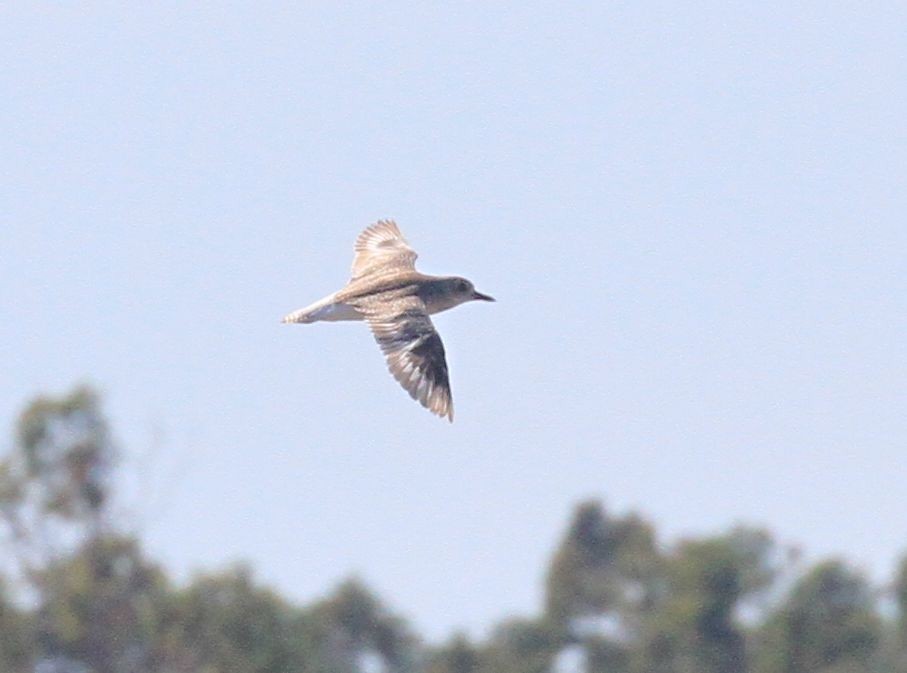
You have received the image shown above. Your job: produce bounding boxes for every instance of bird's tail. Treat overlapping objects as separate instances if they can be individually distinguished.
[281,306,318,324]
[281,293,360,324]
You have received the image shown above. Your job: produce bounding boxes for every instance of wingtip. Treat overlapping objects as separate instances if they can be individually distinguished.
[430,402,454,422]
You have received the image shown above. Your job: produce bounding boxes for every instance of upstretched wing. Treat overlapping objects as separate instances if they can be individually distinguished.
[353,291,453,421]
[350,220,418,281]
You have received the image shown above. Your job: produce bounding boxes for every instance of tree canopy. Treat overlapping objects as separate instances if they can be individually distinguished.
[0,386,902,673]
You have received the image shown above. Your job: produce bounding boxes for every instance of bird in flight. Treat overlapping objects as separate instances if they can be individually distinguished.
[282,220,494,421]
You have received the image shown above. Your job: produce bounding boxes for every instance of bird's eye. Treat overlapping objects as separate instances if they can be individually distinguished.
[457,281,469,292]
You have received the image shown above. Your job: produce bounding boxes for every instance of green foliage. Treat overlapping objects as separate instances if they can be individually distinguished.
[0,384,118,592]
[896,556,907,641]
[37,535,169,673]
[0,577,33,673]
[640,527,775,673]
[161,565,306,673]
[476,618,562,673]
[308,578,420,673]
[14,385,114,521]
[425,634,479,673]
[155,570,422,673]
[1,386,906,673]
[544,500,659,627]
[755,560,881,673]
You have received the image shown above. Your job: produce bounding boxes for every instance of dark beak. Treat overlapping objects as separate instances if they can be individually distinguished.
[472,290,495,302]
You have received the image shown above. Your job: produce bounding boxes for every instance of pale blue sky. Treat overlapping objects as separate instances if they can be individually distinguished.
[2,2,906,640]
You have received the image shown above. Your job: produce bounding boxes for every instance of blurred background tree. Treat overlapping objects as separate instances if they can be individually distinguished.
[159,564,306,673]
[544,500,659,672]
[424,634,479,673]
[306,578,420,673]
[754,560,881,673]
[35,535,169,673]
[0,386,903,673]
[0,576,33,673]
[0,386,116,581]
[475,618,561,673]
[545,500,660,626]
[892,555,907,673]
[638,527,775,673]
[0,386,143,673]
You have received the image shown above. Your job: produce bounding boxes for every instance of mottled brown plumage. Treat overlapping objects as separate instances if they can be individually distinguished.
[282,220,494,421]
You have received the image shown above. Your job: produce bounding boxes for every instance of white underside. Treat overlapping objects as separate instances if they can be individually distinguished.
[283,294,363,323]
[308,301,362,322]
[284,291,457,324]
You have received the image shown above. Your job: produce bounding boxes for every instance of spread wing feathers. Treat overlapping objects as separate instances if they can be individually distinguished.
[354,292,453,421]
[350,220,418,281]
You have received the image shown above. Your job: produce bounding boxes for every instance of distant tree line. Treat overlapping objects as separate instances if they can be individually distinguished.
[1,386,905,673]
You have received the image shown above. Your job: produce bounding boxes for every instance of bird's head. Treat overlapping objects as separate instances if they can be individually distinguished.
[448,277,495,305]
[424,276,495,313]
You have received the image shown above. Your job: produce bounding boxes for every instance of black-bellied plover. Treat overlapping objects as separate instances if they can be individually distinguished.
[282,220,494,421]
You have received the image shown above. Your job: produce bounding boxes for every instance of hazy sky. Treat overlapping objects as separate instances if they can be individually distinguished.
[2,3,906,641]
